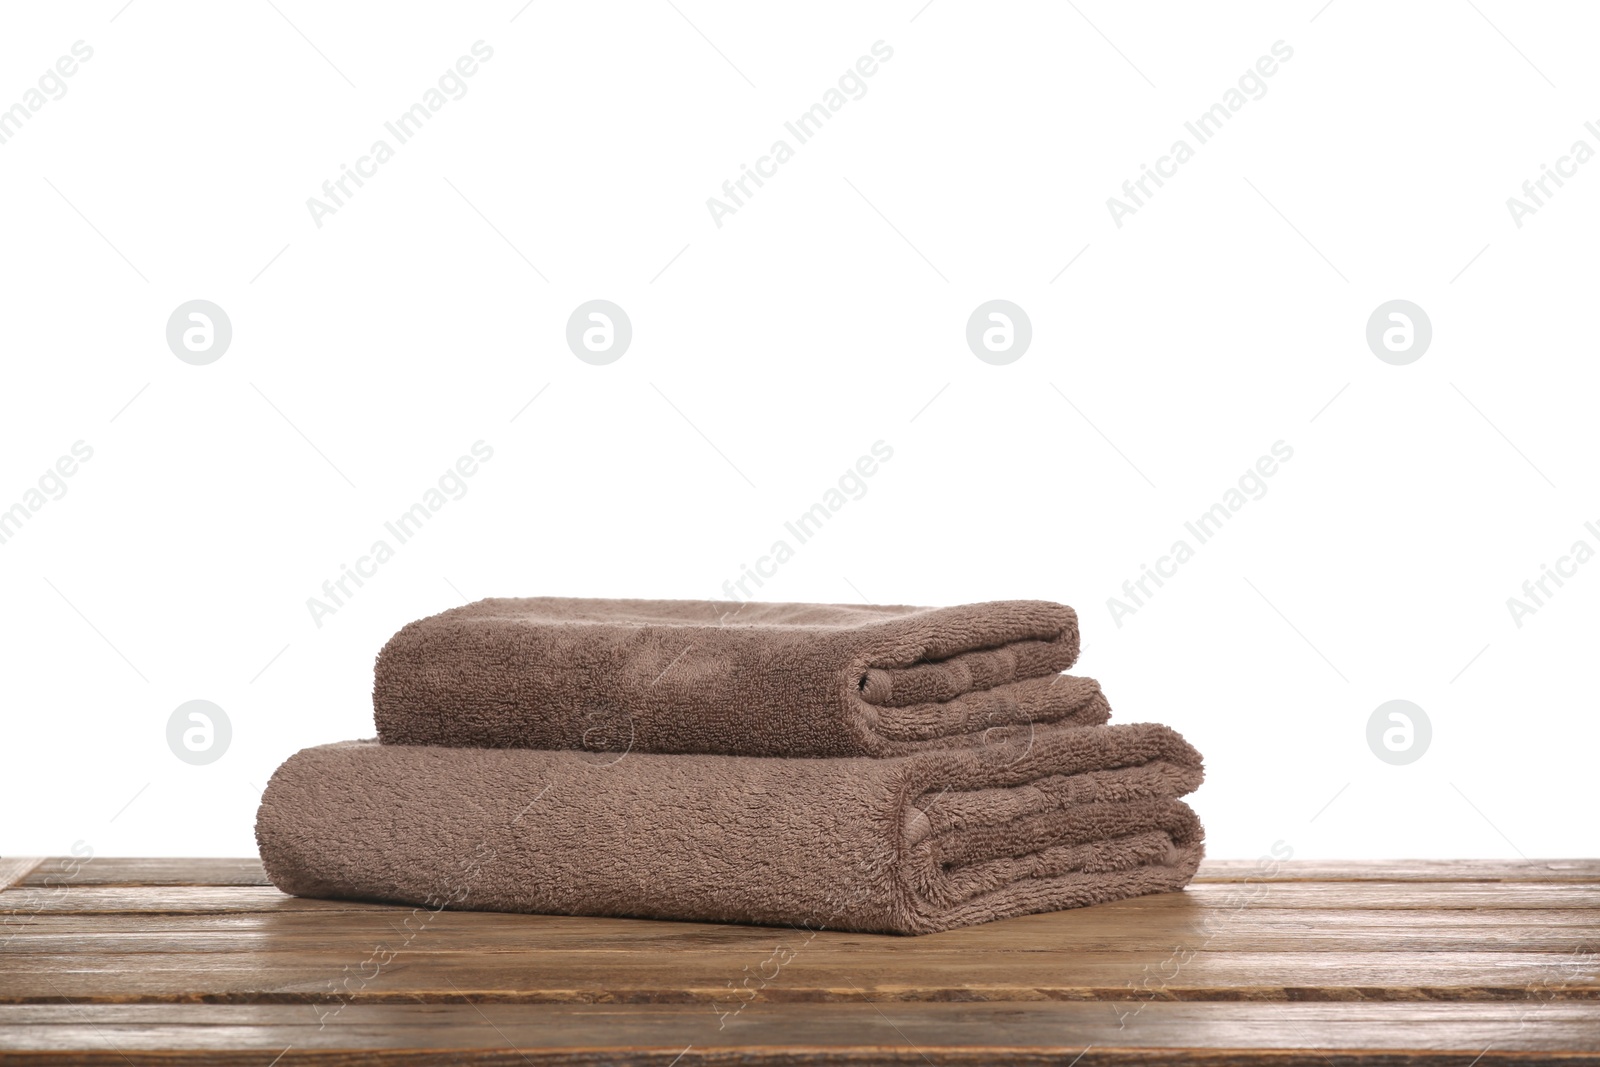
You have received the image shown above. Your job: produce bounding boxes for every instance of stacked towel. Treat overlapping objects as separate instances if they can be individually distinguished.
[256,598,1205,935]
[371,598,1106,756]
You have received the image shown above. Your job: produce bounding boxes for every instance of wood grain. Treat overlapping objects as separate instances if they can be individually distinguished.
[0,859,1596,1064]
[8,879,1600,914]
[1192,858,1600,882]
[17,856,268,887]
[20,856,1600,887]
[0,857,41,891]
[1,1002,1598,1060]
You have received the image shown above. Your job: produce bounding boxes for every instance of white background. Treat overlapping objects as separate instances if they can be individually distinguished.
[2,0,1596,861]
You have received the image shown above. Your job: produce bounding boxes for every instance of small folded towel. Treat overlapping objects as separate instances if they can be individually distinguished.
[255,723,1204,935]
[373,597,1101,757]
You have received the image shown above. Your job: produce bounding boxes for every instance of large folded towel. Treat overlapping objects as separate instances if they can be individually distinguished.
[373,597,1100,757]
[255,723,1204,935]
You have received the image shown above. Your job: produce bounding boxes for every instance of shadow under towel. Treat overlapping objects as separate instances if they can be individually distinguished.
[372,597,1104,757]
[255,722,1205,935]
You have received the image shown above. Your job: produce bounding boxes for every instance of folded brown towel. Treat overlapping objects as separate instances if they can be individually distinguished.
[373,597,1099,757]
[255,723,1204,935]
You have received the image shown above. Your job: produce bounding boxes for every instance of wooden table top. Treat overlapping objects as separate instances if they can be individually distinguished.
[1,856,1596,1064]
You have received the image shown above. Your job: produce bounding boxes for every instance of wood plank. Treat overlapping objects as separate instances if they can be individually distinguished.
[18,857,1597,890]
[8,879,1600,915]
[17,857,269,887]
[5,906,1596,954]
[0,857,42,891]
[4,945,1596,1003]
[4,859,1597,1063]
[1193,858,1600,882]
[0,1004,1593,1062]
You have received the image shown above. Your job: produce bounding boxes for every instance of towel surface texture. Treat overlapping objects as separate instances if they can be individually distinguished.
[373,597,1096,756]
[256,723,1204,935]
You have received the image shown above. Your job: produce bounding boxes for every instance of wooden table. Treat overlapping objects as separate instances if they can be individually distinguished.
[1,857,1596,1064]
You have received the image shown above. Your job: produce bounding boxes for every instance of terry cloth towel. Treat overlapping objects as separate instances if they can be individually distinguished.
[373,597,1102,757]
[256,723,1205,935]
